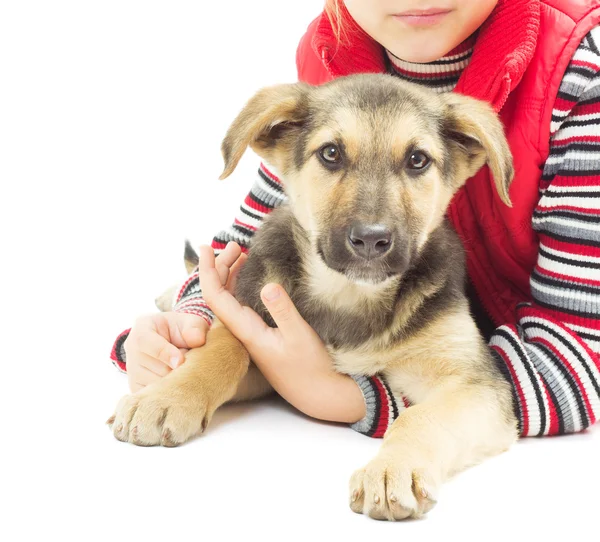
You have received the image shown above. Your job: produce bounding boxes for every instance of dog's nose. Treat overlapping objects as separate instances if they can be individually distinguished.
[348,224,393,259]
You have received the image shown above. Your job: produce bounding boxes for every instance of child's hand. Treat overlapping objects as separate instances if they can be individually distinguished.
[124,312,209,393]
[198,242,366,424]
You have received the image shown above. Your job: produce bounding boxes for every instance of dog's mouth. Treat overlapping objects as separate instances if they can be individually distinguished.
[316,238,409,285]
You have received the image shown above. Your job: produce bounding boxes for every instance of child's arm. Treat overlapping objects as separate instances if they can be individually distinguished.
[110,163,286,364]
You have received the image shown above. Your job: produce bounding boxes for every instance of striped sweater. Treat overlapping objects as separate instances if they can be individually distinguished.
[111,29,600,439]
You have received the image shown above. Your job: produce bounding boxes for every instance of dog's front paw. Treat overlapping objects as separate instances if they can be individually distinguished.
[349,450,440,521]
[107,386,210,447]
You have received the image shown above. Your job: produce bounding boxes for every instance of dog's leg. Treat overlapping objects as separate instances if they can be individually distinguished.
[109,320,254,447]
[348,381,517,520]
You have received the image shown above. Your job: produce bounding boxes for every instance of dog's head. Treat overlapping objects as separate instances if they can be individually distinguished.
[220,74,513,284]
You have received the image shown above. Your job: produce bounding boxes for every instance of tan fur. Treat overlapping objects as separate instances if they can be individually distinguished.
[110,321,252,446]
[109,74,518,520]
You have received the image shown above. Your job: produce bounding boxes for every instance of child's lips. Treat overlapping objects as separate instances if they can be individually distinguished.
[392,9,452,27]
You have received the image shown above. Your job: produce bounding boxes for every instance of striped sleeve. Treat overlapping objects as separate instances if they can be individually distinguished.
[109,162,287,370]
[349,375,409,438]
[489,27,600,437]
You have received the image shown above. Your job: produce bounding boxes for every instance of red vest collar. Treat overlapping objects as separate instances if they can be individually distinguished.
[312,0,540,111]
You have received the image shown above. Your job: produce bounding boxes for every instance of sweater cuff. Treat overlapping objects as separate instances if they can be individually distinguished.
[350,375,409,438]
[110,328,130,373]
[172,269,214,326]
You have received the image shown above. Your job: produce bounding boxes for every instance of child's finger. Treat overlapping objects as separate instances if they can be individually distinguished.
[226,252,248,293]
[214,242,242,286]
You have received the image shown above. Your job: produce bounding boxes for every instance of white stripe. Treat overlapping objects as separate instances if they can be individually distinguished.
[562,71,597,89]
[526,340,582,432]
[545,150,600,165]
[521,316,600,421]
[571,45,600,66]
[568,321,600,338]
[235,208,263,230]
[545,184,600,193]
[531,276,600,302]
[553,123,600,141]
[220,225,252,243]
[256,172,286,201]
[540,243,600,264]
[489,328,544,436]
[537,253,600,282]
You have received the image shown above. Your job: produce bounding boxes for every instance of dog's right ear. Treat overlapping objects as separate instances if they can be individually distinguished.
[219,83,310,180]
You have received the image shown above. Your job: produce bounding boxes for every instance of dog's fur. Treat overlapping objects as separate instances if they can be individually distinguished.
[109,74,519,520]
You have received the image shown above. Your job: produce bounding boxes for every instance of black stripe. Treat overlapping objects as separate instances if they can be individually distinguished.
[387,49,472,66]
[248,190,276,210]
[533,209,600,224]
[239,206,263,222]
[366,377,383,437]
[381,376,400,421]
[575,329,600,343]
[212,235,251,249]
[551,113,569,123]
[393,74,460,88]
[538,190,600,198]
[541,229,600,249]
[549,143,600,155]
[231,223,255,238]
[490,349,523,434]
[257,167,284,194]
[521,321,597,427]
[564,65,598,78]
[525,338,589,430]
[556,90,580,102]
[531,296,600,320]
[577,94,600,106]
[495,328,547,436]
[559,117,600,129]
[179,276,200,300]
[538,246,600,271]
[115,331,130,364]
[531,268,600,295]
[585,30,600,56]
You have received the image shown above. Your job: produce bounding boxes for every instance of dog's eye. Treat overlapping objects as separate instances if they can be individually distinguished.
[407,151,430,170]
[319,144,341,165]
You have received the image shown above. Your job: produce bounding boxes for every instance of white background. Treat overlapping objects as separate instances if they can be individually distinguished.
[2,1,599,540]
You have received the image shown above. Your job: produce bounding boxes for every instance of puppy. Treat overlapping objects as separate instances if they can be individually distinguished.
[109,74,518,520]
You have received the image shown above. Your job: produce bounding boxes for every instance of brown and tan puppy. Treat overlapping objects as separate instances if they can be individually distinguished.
[109,74,518,520]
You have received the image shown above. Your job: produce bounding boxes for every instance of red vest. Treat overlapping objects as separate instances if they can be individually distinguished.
[295,0,600,326]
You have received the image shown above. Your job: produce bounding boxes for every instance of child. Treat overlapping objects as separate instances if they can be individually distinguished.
[111,0,600,439]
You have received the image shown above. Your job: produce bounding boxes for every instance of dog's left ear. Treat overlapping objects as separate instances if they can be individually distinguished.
[441,93,514,206]
[219,83,310,180]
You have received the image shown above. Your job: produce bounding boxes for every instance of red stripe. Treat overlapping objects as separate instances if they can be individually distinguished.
[536,204,600,215]
[260,162,282,185]
[531,335,596,426]
[490,342,529,437]
[234,218,257,231]
[571,102,600,116]
[535,264,600,287]
[540,376,560,436]
[571,59,600,71]
[518,305,600,369]
[244,194,271,215]
[371,377,391,438]
[551,135,600,147]
[390,67,463,79]
[540,235,600,258]
[176,272,199,303]
[110,328,131,372]
[553,95,577,112]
